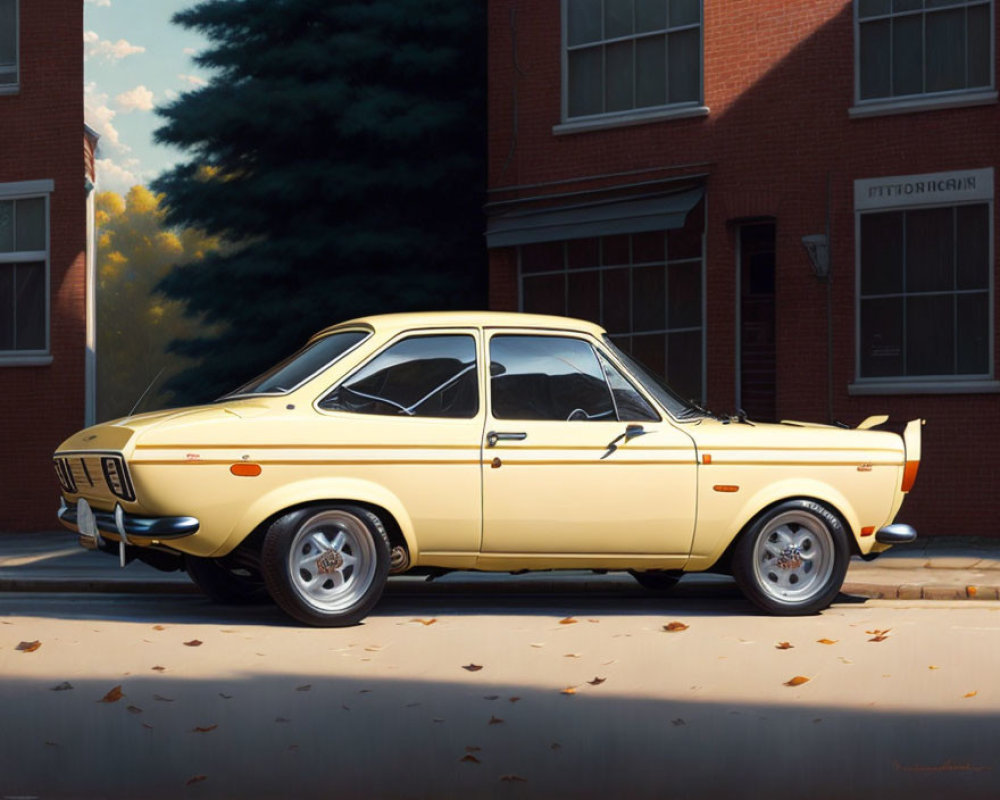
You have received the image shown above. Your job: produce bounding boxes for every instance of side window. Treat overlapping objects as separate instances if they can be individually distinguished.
[320,334,478,418]
[490,335,615,421]
[596,351,659,421]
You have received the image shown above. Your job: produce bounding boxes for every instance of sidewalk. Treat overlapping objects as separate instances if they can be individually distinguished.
[2,530,1000,600]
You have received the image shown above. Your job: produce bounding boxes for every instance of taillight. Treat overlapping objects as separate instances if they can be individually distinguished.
[901,460,920,493]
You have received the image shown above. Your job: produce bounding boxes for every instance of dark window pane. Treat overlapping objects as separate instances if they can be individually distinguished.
[231,331,369,396]
[0,200,12,251]
[15,198,45,251]
[925,8,966,92]
[605,40,634,112]
[956,204,989,290]
[860,20,892,99]
[490,335,614,421]
[636,35,667,108]
[601,267,630,332]
[858,0,891,18]
[567,271,600,323]
[568,0,603,46]
[0,0,15,67]
[323,335,478,418]
[667,201,703,259]
[957,291,989,374]
[667,27,700,102]
[0,263,13,349]
[567,237,600,269]
[633,265,666,330]
[860,297,904,377]
[632,230,665,264]
[967,3,991,87]
[597,350,659,420]
[892,15,923,96]
[14,262,44,350]
[523,273,566,316]
[601,234,630,265]
[907,294,954,375]
[631,332,666,378]
[860,211,904,295]
[636,0,667,32]
[667,261,701,328]
[520,241,564,274]
[605,0,634,40]
[905,207,953,293]
[892,0,921,11]
[569,47,604,117]
[667,330,701,402]
[669,0,700,27]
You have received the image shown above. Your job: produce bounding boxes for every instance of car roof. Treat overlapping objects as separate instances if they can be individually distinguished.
[310,311,608,340]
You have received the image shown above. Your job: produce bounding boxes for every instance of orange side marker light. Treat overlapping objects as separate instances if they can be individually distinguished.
[230,463,262,477]
[713,485,739,493]
[861,526,875,537]
[702,454,712,465]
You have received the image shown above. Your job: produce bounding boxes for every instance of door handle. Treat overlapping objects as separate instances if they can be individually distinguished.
[486,431,527,448]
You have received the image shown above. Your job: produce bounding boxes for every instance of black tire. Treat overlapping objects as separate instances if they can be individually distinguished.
[184,555,270,605]
[732,499,849,616]
[629,570,682,593]
[261,504,391,627]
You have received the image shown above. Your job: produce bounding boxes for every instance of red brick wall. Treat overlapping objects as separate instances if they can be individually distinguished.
[0,0,85,531]
[488,0,1000,536]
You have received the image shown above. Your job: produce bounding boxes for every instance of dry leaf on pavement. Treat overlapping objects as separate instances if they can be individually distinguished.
[154,694,174,702]
[559,617,578,625]
[295,685,311,692]
[50,682,73,691]
[152,625,166,631]
[784,676,810,687]
[127,706,143,715]
[775,642,794,650]
[488,715,504,725]
[411,618,437,626]
[192,725,218,733]
[560,687,577,695]
[460,754,481,764]
[817,638,838,645]
[16,640,41,652]
[463,663,483,672]
[964,691,978,698]
[587,677,606,686]
[663,622,689,632]
[99,685,124,703]
[183,639,203,647]
[151,666,166,672]
[185,775,207,786]
[500,775,527,782]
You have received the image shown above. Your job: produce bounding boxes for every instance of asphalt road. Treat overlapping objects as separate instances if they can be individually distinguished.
[1,590,999,800]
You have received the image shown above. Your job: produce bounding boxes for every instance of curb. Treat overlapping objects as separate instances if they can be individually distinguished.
[841,582,1000,601]
[0,578,198,595]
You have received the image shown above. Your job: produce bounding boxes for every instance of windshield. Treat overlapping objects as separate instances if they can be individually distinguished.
[601,336,708,420]
[220,330,369,399]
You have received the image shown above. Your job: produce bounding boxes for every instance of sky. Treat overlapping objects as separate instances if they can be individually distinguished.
[84,0,211,195]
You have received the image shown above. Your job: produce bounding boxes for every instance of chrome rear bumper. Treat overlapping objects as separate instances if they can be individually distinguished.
[875,523,917,545]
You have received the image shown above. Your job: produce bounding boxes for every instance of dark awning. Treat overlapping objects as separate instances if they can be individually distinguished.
[486,187,703,248]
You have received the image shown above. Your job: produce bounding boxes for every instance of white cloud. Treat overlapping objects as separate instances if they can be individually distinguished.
[95,157,144,194]
[164,89,179,101]
[85,0,112,6]
[84,30,145,62]
[183,47,197,56]
[177,73,208,89]
[116,85,154,113]
[84,81,124,152]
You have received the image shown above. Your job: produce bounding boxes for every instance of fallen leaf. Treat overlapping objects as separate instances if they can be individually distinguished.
[509,696,521,703]
[154,694,174,703]
[152,625,166,631]
[488,715,504,725]
[816,638,838,645]
[151,666,166,672]
[127,705,143,715]
[964,691,978,699]
[342,705,350,711]
[50,681,74,691]
[551,742,561,750]
[183,640,202,648]
[560,687,577,695]
[142,723,154,730]
[411,618,437,626]
[563,653,581,658]
[219,693,233,700]
[185,775,207,786]
[928,666,940,670]
[192,725,217,733]
[460,754,481,764]
[99,685,124,703]
[500,775,527,783]
[295,685,312,692]
[671,718,686,726]
[483,695,499,701]
[587,677,606,686]
[866,628,891,636]
[530,643,545,648]
[775,642,794,650]
[559,617,578,625]
[838,657,853,664]
[663,622,689,632]
[463,663,483,672]
[587,619,600,623]
[784,676,810,687]
[364,646,382,652]
[869,634,890,642]
[16,640,41,652]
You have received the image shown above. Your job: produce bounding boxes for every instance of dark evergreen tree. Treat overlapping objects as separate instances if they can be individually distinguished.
[153,0,486,404]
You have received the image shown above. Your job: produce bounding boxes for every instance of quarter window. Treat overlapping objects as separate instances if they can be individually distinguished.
[0,0,16,91]
[0,194,47,354]
[858,203,991,379]
[321,334,479,418]
[856,0,993,103]
[564,0,702,120]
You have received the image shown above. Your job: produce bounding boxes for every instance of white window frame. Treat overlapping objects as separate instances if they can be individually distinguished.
[0,0,18,95]
[851,0,997,118]
[850,168,999,395]
[0,179,53,366]
[555,0,708,135]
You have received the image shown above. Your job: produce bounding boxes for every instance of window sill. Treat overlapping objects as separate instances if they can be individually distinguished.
[554,105,710,136]
[849,90,997,119]
[0,354,53,367]
[848,379,1000,396]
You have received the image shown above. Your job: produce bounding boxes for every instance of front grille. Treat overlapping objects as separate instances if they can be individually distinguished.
[54,453,136,503]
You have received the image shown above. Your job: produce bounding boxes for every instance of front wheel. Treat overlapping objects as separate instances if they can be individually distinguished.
[261,504,390,627]
[732,500,849,616]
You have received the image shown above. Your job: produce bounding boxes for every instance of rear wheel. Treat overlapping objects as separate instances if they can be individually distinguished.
[184,555,269,605]
[732,500,849,615]
[261,504,390,627]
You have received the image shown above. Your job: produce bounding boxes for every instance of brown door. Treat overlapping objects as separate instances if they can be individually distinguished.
[739,223,776,422]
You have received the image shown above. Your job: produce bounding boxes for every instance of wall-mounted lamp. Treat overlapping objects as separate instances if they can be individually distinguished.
[801,234,830,280]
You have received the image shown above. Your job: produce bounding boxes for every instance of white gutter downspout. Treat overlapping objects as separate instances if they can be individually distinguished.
[84,174,97,427]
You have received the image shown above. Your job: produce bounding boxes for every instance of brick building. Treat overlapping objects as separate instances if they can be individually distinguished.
[1,0,94,530]
[486,0,999,536]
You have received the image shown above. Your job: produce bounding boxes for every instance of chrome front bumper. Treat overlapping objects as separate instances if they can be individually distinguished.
[58,498,199,547]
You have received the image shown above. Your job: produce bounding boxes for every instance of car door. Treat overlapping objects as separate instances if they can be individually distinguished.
[479,331,697,568]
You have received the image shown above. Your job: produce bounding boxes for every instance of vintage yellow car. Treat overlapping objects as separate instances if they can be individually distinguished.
[54,311,922,626]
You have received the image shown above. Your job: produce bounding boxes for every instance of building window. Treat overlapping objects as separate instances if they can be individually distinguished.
[0,193,48,356]
[563,0,702,121]
[0,0,17,91]
[858,203,991,380]
[518,199,704,403]
[856,0,993,105]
